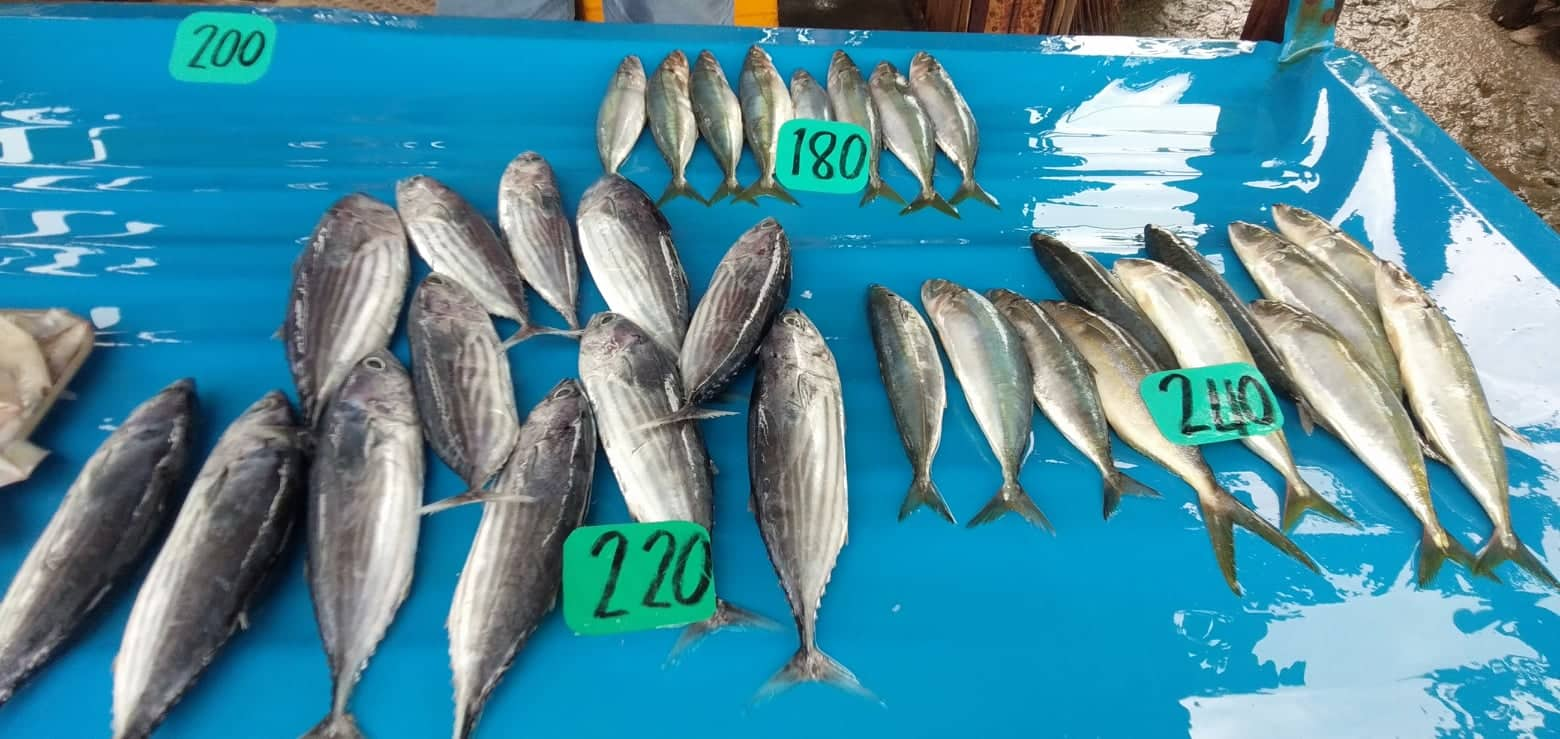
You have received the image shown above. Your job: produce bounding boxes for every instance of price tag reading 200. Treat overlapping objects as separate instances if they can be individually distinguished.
[561,521,716,636]
[775,119,872,195]
[169,12,277,85]
[1140,362,1285,446]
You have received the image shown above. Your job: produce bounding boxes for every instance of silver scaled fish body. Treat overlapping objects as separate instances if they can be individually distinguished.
[867,285,952,523]
[908,51,998,209]
[1029,233,1177,368]
[827,51,904,207]
[1271,204,1381,311]
[736,45,798,205]
[576,174,692,356]
[648,50,709,206]
[597,55,648,175]
[499,152,582,330]
[679,217,792,406]
[690,50,746,204]
[870,61,957,218]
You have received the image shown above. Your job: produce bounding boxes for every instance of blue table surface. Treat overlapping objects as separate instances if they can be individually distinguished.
[1,5,1558,738]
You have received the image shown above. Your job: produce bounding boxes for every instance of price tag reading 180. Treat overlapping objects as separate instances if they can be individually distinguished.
[775,119,872,195]
[169,12,276,85]
[1141,362,1284,445]
[561,521,716,636]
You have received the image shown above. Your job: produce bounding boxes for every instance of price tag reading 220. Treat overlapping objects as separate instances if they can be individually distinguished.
[169,12,276,85]
[775,119,872,195]
[561,521,716,636]
[1140,362,1284,445]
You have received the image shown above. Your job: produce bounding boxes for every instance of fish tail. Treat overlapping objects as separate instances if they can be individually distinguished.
[1199,485,1318,596]
[950,176,1000,209]
[709,175,742,204]
[656,176,711,207]
[897,473,955,524]
[629,404,739,433]
[899,188,959,219]
[966,480,1052,532]
[1417,527,1479,586]
[735,176,799,206]
[0,439,47,487]
[668,598,781,664]
[1494,417,1539,456]
[1279,476,1355,532]
[420,487,537,515]
[860,175,906,207]
[1102,469,1160,520]
[754,645,879,705]
[302,712,364,739]
[500,324,585,349]
[1474,529,1559,590]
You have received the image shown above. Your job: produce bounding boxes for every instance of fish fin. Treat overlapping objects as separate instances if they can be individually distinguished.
[1297,401,1317,435]
[302,713,364,739]
[1199,486,1318,596]
[1279,476,1355,531]
[709,176,741,204]
[950,176,999,209]
[420,488,537,514]
[1419,435,1450,465]
[754,645,879,705]
[1417,528,1479,587]
[735,176,799,206]
[500,324,585,349]
[1102,470,1160,520]
[0,439,48,487]
[1474,529,1560,590]
[668,599,780,665]
[860,176,906,207]
[897,474,955,524]
[237,611,250,631]
[1493,418,1539,456]
[899,190,959,219]
[271,324,284,341]
[966,480,1052,532]
[656,177,711,207]
[629,405,739,433]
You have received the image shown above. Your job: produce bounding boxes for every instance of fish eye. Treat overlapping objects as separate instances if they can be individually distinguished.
[364,356,386,371]
[427,275,445,287]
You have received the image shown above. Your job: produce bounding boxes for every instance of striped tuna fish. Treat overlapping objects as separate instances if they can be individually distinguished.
[679,217,791,406]
[576,175,692,356]
[498,153,582,330]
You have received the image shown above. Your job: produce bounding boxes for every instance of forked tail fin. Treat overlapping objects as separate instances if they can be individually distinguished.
[668,599,781,664]
[900,188,959,218]
[1102,470,1159,520]
[1199,485,1318,596]
[1279,476,1355,531]
[302,713,364,739]
[657,176,711,207]
[860,175,906,207]
[950,176,999,209]
[1473,529,1559,590]
[754,645,879,704]
[709,174,742,204]
[898,474,955,524]
[734,176,799,206]
[967,480,1052,532]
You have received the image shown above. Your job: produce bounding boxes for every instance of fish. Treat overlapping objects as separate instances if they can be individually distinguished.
[597,55,648,174]
[1376,262,1559,589]
[869,61,957,218]
[1113,258,1353,530]
[576,174,692,356]
[0,315,57,486]
[735,45,798,205]
[398,176,572,347]
[908,51,997,209]
[789,69,833,121]
[578,312,772,656]
[1251,300,1477,585]
[647,50,708,206]
[921,279,1048,530]
[498,152,582,330]
[827,50,904,207]
[285,193,409,426]
[303,351,423,739]
[749,309,872,701]
[1029,233,1177,368]
[1141,224,1297,401]
[112,391,305,739]
[680,217,792,406]
[988,289,1159,519]
[1227,221,1401,394]
[867,285,953,523]
[0,379,194,706]
[0,308,94,479]
[442,380,595,739]
[690,51,746,204]
[408,274,521,490]
[1043,301,1317,595]
[1271,204,1381,311]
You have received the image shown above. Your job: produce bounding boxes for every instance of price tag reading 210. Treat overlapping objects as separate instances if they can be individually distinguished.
[775,119,872,195]
[1140,362,1285,445]
[561,521,716,636]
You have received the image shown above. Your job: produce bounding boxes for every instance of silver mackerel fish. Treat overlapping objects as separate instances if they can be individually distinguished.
[690,51,746,204]
[597,55,648,175]
[908,51,998,209]
[576,174,692,356]
[736,45,798,205]
[827,51,904,207]
[647,50,708,206]
[499,152,582,330]
[870,61,957,218]
[789,68,833,121]
[868,285,952,523]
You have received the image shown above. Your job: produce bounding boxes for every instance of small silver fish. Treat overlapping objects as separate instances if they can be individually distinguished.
[921,279,1048,530]
[285,193,409,426]
[648,50,708,206]
[908,51,997,209]
[1272,204,1381,311]
[576,174,692,356]
[828,51,904,207]
[499,152,582,330]
[736,45,798,205]
[303,351,423,739]
[1252,299,1476,585]
[789,68,833,121]
[443,380,595,739]
[870,61,957,218]
[0,379,195,706]
[408,274,520,490]
[1376,262,1559,589]
[691,51,746,204]
[988,289,1158,519]
[749,309,872,701]
[680,217,791,406]
[1045,301,1317,595]
[867,285,952,523]
[1029,233,1177,368]
[112,391,305,739]
[597,55,648,174]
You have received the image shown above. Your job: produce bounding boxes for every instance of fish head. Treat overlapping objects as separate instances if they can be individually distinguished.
[1270,203,1326,238]
[581,312,654,358]
[694,50,724,75]
[413,273,486,323]
[1027,232,1077,271]
[1375,260,1430,310]
[545,377,586,403]
[1226,221,1289,263]
[1248,298,1311,332]
[790,68,816,87]
[869,61,900,88]
[744,45,774,70]
[1036,300,1099,333]
[141,378,198,424]
[320,193,404,247]
[919,278,968,314]
[501,152,558,201]
[909,51,939,81]
[578,173,657,224]
[394,175,461,222]
[766,309,830,362]
[984,287,1031,317]
[828,50,859,84]
[614,54,646,84]
[658,49,691,79]
[336,350,416,423]
[1110,257,1179,305]
[1142,224,1187,258]
[243,390,299,431]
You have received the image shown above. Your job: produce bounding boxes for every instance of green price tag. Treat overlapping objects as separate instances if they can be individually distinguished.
[169,12,276,85]
[1141,362,1284,445]
[561,521,716,636]
[776,119,872,195]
